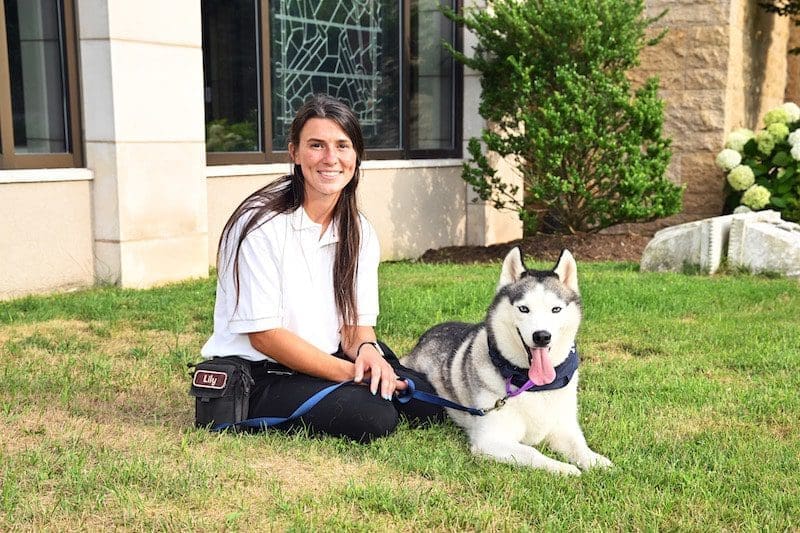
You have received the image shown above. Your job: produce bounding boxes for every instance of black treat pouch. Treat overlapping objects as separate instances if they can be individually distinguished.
[189,357,254,429]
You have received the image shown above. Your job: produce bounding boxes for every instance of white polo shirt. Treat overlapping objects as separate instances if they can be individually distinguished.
[201,207,380,361]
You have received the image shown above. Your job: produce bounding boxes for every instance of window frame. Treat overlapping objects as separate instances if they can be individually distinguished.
[0,0,82,170]
[205,0,462,165]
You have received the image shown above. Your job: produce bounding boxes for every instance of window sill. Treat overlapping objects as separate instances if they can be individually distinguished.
[0,168,93,184]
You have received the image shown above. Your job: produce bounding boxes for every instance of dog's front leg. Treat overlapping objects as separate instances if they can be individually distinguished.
[546,424,612,471]
[470,436,582,476]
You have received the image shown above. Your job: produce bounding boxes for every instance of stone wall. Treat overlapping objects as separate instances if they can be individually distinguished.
[631,0,790,227]
[785,24,800,104]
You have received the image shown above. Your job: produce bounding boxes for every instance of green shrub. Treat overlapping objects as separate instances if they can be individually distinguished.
[444,0,683,233]
[717,102,800,222]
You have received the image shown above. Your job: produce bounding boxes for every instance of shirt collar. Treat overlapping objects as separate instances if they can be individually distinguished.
[290,207,339,245]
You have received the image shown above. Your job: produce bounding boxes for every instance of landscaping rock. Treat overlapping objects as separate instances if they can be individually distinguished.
[728,216,800,276]
[639,210,799,275]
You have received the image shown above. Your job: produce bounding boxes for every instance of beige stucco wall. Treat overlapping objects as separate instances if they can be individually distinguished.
[0,175,94,300]
[206,162,469,264]
[358,163,467,259]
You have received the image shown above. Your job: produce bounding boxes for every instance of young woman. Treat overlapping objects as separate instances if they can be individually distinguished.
[201,94,443,443]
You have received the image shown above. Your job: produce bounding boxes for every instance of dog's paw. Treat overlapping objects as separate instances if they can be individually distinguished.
[549,462,582,476]
[578,452,613,470]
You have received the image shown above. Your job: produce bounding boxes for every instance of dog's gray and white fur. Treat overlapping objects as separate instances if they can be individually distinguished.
[404,247,611,475]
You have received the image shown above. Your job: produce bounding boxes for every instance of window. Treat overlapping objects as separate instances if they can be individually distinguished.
[0,0,81,169]
[202,0,461,164]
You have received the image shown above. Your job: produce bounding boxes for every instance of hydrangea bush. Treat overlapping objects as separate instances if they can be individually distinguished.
[717,102,800,221]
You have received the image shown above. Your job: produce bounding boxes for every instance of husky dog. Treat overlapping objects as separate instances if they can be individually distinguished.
[404,247,611,475]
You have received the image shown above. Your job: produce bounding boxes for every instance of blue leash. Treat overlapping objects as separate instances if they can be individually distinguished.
[394,377,489,416]
[211,378,485,431]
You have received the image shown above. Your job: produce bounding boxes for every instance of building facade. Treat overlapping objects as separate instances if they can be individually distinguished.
[0,0,793,300]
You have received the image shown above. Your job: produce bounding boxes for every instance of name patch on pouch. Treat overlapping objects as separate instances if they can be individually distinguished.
[193,369,228,390]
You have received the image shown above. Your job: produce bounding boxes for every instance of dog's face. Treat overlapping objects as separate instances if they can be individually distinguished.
[489,248,582,385]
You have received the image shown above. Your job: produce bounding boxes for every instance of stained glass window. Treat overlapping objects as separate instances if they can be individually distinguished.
[270,1,399,150]
[201,0,460,161]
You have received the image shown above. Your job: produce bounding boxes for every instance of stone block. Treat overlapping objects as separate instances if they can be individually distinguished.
[684,68,726,91]
[728,216,800,277]
[687,26,728,48]
[640,210,783,274]
[687,47,728,71]
[640,215,728,273]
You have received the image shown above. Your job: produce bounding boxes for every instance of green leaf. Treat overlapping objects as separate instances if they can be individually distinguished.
[751,164,770,177]
[771,196,788,208]
[772,151,792,167]
[777,181,793,195]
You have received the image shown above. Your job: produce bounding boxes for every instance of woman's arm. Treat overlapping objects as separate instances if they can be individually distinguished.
[248,328,354,382]
[247,326,407,399]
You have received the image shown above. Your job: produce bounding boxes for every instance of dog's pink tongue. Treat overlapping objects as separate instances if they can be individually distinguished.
[528,347,556,386]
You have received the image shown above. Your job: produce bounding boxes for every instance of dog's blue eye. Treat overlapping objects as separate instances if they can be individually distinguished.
[552,306,562,313]
[517,305,529,313]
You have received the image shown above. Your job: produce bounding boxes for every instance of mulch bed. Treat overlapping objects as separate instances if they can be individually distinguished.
[418,232,654,264]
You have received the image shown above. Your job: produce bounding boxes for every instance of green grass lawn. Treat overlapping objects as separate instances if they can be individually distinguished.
[1,260,798,530]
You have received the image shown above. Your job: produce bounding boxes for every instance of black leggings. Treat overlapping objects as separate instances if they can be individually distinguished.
[247,342,445,443]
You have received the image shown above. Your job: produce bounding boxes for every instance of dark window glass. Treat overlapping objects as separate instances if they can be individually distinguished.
[410,0,456,151]
[4,0,68,153]
[269,0,400,151]
[202,0,261,153]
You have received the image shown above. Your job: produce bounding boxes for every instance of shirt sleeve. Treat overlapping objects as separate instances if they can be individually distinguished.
[355,215,380,326]
[223,220,283,334]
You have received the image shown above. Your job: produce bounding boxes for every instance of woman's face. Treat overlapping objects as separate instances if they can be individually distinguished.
[289,117,358,204]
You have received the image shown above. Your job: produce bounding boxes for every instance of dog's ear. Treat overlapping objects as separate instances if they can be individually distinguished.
[554,249,579,294]
[498,247,526,291]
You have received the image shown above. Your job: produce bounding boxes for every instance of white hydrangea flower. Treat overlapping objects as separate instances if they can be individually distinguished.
[725,128,754,153]
[764,107,791,126]
[789,129,800,146]
[715,148,742,171]
[741,185,771,210]
[726,165,755,191]
[781,102,800,123]
[755,130,776,155]
[767,122,790,141]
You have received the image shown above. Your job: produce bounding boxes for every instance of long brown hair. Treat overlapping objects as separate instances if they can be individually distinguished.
[218,94,365,337]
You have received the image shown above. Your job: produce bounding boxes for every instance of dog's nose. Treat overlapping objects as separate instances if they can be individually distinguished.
[532,330,551,347]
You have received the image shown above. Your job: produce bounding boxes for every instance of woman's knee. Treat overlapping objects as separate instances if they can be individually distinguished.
[306,387,400,443]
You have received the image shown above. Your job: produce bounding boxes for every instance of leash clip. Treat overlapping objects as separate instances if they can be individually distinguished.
[479,396,507,415]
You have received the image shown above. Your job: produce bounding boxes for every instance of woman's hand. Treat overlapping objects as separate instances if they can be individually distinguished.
[353,343,402,400]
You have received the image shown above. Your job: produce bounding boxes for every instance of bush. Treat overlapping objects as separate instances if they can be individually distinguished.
[205,113,258,152]
[444,0,683,233]
[717,102,800,222]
